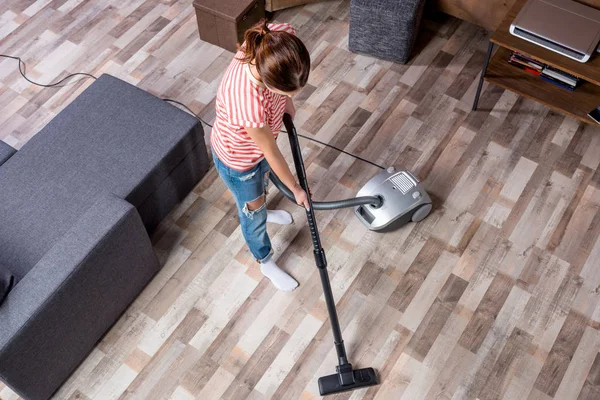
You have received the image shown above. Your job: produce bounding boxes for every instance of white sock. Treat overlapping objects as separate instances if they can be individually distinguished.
[260,259,299,292]
[266,210,293,225]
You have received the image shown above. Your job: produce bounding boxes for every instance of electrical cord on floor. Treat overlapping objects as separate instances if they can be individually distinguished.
[288,132,385,170]
[0,53,382,170]
[162,98,384,169]
[162,98,211,126]
[0,54,97,87]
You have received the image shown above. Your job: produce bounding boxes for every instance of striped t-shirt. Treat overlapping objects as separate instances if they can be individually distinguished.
[210,22,296,171]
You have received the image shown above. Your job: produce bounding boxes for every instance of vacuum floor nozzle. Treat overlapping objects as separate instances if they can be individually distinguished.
[318,366,378,396]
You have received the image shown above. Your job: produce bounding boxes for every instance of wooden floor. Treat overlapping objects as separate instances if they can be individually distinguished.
[2,1,600,399]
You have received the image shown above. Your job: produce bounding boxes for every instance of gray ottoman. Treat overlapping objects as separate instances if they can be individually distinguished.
[349,0,426,64]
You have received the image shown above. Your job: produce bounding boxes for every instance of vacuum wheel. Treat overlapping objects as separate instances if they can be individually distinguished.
[411,203,432,223]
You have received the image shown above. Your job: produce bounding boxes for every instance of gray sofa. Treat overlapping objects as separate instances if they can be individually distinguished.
[0,74,210,400]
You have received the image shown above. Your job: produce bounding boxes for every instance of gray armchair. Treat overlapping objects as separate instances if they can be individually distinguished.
[0,194,159,400]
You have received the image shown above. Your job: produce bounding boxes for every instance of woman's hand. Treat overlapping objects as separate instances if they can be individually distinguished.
[245,125,309,210]
[292,184,310,210]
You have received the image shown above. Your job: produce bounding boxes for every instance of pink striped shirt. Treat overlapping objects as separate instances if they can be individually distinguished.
[210,23,296,171]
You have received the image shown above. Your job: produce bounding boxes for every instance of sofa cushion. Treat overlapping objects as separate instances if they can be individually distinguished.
[0,262,17,304]
[0,140,17,167]
[0,74,204,280]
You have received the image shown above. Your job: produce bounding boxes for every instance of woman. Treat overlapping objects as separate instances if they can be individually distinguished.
[210,19,311,291]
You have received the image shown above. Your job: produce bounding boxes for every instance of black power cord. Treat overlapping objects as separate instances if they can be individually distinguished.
[0,54,97,87]
[1,53,383,170]
[162,98,384,169]
[292,133,384,169]
[162,98,210,125]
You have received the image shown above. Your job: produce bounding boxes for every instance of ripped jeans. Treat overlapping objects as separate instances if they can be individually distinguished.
[213,151,273,263]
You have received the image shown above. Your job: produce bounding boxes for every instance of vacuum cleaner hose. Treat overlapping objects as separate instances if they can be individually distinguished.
[269,172,383,210]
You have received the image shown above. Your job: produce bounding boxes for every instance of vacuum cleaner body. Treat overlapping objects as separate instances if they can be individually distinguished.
[355,167,432,231]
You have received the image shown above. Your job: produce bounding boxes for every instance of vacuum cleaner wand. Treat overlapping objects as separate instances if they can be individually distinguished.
[281,114,378,396]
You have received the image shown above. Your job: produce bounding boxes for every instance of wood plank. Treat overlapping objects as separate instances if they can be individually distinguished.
[479,327,534,400]
[458,273,515,353]
[406,273,469,361]
[554,327,600,400]
[578,352,600,400]
[220,326,290,399]
[387,237,446,312]
[534,311,589,397]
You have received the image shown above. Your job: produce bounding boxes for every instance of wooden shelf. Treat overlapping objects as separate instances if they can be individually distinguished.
[491,0,600,86]
[486,47,600,124]
[478,0,600,125]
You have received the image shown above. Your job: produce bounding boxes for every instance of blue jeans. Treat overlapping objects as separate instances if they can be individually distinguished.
[213,152,273,263]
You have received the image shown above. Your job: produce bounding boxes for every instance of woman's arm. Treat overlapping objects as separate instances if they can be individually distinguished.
[245,125,309,209]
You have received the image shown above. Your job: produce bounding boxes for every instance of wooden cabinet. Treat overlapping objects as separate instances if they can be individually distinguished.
[265,0,322,12]
[193,0,265,53]
[473,0,600,125]
[433,0,517,31]
[435,0,600,31]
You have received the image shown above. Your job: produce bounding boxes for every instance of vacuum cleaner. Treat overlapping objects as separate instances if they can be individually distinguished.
[271,117,432,233]
[271,114,432,396]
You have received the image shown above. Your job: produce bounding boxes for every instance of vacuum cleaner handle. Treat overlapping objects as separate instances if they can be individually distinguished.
[283,112,349,357]
[281,114,379,394]
[282,113,327,266]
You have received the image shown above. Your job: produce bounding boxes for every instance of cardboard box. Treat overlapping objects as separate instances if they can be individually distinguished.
[193,0,265,53]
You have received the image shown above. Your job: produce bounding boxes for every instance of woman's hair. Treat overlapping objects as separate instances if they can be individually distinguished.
[238,19,310,93]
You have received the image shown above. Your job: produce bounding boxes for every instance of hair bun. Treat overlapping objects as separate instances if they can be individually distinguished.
[237,19,276,64]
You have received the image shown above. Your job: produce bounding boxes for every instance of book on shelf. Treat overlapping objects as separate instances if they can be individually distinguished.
[511,52,543,70]
[508,57,540,70]
[508,56,541,70]
[589,107,600,124]
[508,59,541,76]
[540,75,575,91]
[507,51,581,91]
[542,66,579,87]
